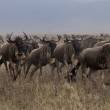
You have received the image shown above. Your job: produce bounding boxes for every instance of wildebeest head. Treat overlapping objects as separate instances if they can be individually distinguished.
[32,41,39,49]
[29,36,41,49]
[19,41,29,65]
[7,32,28,58]
[43,35,60,53]
[27,37,39,49]
[47,40,57,53]
[73,40,83,56]
[66,36,83,56]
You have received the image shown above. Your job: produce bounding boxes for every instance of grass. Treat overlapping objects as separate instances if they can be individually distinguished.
[0,64,110,110]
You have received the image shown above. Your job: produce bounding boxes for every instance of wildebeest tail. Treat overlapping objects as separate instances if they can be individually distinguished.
[71,61,80,76]
[0,58,3,65]
[64,61,80,80]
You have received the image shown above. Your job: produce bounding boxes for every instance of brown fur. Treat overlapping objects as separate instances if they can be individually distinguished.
[52,40,83,80]
[25,42,57,79]
[94,40,110,47]
[78,43,110,85]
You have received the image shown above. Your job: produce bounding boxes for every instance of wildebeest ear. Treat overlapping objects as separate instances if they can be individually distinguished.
[101,44,110,55]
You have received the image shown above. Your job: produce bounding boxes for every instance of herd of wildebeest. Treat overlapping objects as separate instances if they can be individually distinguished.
[0,32,110,86]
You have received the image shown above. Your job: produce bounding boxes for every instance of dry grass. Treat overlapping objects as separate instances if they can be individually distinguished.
[0,64,110,110]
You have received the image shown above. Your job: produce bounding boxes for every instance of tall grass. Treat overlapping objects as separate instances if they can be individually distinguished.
[0,64,110,110]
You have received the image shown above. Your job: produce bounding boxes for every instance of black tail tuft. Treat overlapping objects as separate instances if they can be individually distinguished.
[0,58,3,65]
[71,61,80,76]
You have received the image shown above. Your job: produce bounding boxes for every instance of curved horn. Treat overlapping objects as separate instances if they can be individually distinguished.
[23,32,28,41]
[10,32,13,37]
[54,35,61,42]
[37,37,43,41]
[0,35,4,44]
[0,39,4,44]
[33,35,38,39]
[80,36,83,40]
[35,37,44,44]
[7,32,14,43]
[9,32,13,41]
[43,34,47,41]
[29,35,32,39]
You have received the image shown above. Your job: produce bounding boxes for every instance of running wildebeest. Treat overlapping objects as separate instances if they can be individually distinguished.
[51,36,83,80]
[23,32,40,53]
[18,32,44,75]
[0,35,4,55]
[83,36,104,49]
[94,40,110,47]
[0,35,4,44]
[0,32,29,80]
[24,35,61,79]
[69,43,110,85]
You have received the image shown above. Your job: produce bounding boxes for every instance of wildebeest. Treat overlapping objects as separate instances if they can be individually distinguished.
[24,35,60,79]
[23,32,40,53]
[0,32,29,80]
[83,37,104,49]
[17,32,42,75]
[6,34,10,40]
[94,40,110,47]
[0,35,4,44]
[63,34,71,39]
[51,36,83,80]
[0,35,4,55]
[70,43,110,85]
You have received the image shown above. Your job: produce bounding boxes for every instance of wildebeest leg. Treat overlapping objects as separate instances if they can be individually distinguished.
[9,63,13,77]
[64,60,71,81]
[49,62,56,80]
[23,63,26,74]
[55,59,61,80]
[81,65,86,85]
[65,62,80,82]
[15,61,22,80]
[59,64,65,74]
[19,63,26,77]
[100,70,105,81]
[25,61,32,79]
[64,60,69,72]
[9,59,16,80]
[39,62,43,77]
[30,66,39,78]
[86,69,96,86]
[3,60,8,73]
[99,64,105,81]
